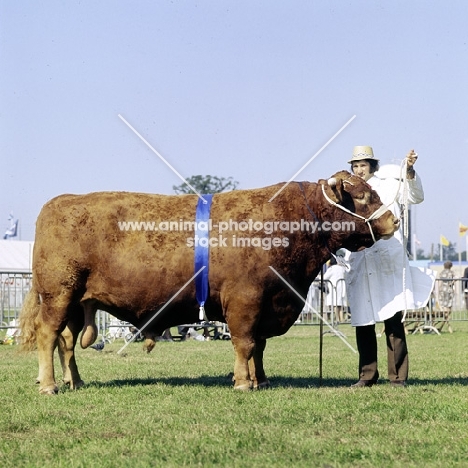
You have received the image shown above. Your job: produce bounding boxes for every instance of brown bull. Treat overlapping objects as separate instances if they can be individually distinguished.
[20,171,398,394]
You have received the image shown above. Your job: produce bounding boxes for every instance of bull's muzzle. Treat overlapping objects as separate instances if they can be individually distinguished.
[377,213,400,240]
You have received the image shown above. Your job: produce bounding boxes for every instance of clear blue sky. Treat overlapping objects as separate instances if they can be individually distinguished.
[1,1,467,256]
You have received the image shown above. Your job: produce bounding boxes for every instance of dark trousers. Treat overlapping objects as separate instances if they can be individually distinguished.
[355,311,408,382]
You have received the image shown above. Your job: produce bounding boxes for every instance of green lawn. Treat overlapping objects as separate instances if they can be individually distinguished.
[1,322,468,467]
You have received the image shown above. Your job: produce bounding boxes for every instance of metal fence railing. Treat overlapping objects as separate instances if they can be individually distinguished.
[298,279,349,326]
[0,272,32,329]
[2,271,468,337]
[0,273,227,342]
[298,277,468,329]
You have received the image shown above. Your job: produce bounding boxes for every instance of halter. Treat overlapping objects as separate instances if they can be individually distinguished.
[320,180,391,243]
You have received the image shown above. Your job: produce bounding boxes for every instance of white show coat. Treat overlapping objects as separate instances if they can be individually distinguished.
[345,173,435,326]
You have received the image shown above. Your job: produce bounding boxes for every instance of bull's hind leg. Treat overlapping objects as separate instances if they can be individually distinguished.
[249,337,270,390]
[36,296,71,395]
[58,307,85,390]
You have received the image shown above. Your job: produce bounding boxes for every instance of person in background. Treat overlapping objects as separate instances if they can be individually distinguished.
[462,266,468,310]
[437,261,455,333]
[344,146,434,388]
[323,253,347,324]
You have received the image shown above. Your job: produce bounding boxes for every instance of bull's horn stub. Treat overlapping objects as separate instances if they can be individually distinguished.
[328,177,337,187]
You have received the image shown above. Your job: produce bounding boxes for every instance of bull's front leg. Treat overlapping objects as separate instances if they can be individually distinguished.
[142,331,157,354]
[231,335,256,390]
[224,290,262,390]
[248,337,270,389]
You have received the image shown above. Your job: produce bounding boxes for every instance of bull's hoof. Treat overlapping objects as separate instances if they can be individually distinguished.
[39,384,59,395]
[64,379,85,390]
[253,380,271,390]
[233,381,253,391]
[70,380,85,390]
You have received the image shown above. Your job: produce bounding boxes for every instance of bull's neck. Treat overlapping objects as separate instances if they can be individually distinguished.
[266,181,334,284]
[290,182,335,282]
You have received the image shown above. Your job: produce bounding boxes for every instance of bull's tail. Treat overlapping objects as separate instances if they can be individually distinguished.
[19,285,41,351]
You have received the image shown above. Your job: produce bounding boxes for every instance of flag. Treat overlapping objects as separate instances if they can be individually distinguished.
[3,219,18,239]
[440,234,450,247]
[459,222,468,237]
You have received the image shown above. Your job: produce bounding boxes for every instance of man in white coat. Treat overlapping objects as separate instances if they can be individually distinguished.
[345,146,434,388]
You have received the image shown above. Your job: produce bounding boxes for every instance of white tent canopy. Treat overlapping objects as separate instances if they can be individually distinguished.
[0,240,34,273]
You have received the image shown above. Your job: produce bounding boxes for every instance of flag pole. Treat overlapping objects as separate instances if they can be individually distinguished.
[459,236,462,267]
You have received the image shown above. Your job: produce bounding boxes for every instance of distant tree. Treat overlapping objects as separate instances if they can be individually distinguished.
[173,175,239,195]
[416,248,430,260]
[439,242,458,262]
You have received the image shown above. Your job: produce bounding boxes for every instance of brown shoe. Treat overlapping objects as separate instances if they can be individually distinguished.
[350,380,376,388]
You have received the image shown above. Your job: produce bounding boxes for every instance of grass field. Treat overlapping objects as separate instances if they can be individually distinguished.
[1,321,468,467]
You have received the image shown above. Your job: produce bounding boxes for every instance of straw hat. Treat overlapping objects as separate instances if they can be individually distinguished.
[347,146,380,164]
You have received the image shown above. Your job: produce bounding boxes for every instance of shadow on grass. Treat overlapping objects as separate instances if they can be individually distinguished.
[84,374,468,390]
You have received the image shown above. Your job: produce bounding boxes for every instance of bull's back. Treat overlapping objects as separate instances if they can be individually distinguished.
[33,191,201,298]
[33,184,296,271]
[32,185,314,324]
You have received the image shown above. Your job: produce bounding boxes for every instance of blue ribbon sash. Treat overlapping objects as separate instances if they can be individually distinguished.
[194,195,213,319]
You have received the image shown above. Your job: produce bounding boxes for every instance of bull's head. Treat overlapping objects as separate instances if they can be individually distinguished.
[319,170,399,251]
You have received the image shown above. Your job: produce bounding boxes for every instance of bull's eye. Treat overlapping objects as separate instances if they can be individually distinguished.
[354,192,365,200]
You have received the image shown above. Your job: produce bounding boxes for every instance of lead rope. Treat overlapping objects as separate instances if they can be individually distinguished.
[401,158,410,322]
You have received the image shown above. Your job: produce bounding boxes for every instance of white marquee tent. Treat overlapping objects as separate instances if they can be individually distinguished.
[0,240,34,273]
